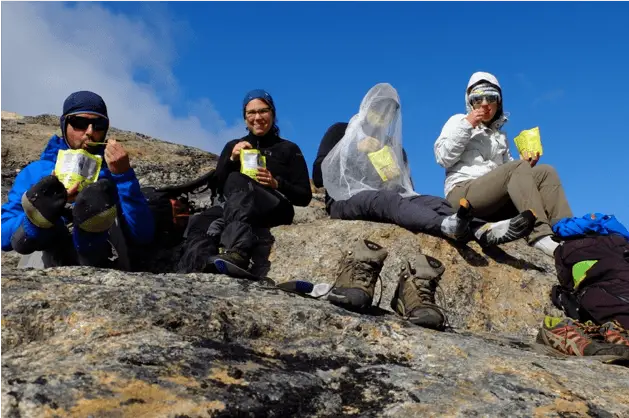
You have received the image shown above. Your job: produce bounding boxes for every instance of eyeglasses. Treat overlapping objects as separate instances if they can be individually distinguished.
[245,107,272,119]
[470,95,500,107]
[67,116,109,131]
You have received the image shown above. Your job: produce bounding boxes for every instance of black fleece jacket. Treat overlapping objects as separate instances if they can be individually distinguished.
[215,131,312,207]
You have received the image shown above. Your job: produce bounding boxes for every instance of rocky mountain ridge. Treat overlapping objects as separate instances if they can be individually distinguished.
[2,112,628,417]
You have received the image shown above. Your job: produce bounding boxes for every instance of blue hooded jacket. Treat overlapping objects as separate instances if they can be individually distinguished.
[1,134,154,251]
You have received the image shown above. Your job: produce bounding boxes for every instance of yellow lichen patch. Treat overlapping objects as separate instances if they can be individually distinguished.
[208,367,248,386]
[236,360,266,373]
[64,311,80,327]
[449,346,469,359]
[365,325,383,341]
[254,345,281,358]
[162,374,200,388]
[534,398,590,417]
[343,405,361,415]
[47,373,227,417]
[489,365,572,396]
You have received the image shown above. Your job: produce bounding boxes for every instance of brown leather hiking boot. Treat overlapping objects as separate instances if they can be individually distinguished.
[391,255,447,331]
[327,239,388,310]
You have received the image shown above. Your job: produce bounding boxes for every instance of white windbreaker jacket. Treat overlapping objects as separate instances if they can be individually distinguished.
[434,72,514,197]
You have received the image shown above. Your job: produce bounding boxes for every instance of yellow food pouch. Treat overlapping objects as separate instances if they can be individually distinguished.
[514,127,543,156]
[240,149,267,181]
[54,149,102,191]
[367,145,401,182]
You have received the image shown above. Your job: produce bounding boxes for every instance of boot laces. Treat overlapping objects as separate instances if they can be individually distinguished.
[413,277,437,305]
[408,272,451,330]
[330,259,383,307]
[349,260,379,287]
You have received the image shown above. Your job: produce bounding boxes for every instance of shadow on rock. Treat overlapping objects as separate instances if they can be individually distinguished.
[482,246,547,273]
[451,242,490,267]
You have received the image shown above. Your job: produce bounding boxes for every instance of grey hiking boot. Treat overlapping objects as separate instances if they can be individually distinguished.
[391,255,447,331]
[328,239,388,311]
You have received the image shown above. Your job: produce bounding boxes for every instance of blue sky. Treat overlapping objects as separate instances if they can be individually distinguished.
[2,2,628,224]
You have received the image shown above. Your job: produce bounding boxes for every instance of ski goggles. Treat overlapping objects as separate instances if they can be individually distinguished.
[67,115,109,131]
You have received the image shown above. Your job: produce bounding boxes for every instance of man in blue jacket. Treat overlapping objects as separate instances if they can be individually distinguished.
[1,91,154,270]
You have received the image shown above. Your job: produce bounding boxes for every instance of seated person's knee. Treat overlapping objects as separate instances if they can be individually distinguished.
[507,159,532,171]
[224,171,252,190]
[534,163,559,177]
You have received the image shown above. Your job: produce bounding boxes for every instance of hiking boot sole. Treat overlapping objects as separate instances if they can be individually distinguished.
[328,290,372,312]
[212,258,276,286]
[532,343,629,366]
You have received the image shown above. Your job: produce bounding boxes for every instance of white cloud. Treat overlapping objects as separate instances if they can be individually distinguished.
[1,2,242,153]
[533,89,565,107]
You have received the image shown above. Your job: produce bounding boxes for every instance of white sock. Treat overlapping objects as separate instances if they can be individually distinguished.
[531,236,560,257]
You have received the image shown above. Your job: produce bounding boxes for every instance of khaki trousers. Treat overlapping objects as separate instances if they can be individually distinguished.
[447,161,573,242]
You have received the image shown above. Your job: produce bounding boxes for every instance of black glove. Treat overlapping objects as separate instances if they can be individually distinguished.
[21,175,68,228]
[73,179,118,233]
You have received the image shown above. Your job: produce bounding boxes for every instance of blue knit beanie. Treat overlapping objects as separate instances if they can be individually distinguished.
[60,91,109,139]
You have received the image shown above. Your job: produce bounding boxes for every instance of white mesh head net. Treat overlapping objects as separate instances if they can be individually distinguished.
[321,83,416,201]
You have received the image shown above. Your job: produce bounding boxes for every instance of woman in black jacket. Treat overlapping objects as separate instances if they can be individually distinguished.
[179,89,311,273]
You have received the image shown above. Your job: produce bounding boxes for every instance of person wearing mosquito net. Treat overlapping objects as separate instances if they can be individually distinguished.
[314,83,535,327]
[434,72,573,258]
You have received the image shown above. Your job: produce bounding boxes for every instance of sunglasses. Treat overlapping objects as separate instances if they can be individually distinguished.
[67,116,109,131]
[470,95,500,106]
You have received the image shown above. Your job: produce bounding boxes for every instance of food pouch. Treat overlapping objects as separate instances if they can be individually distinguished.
[54,149,102,191]
[240,149,267,181]
[514,127,543,156]
[367,145,401,182]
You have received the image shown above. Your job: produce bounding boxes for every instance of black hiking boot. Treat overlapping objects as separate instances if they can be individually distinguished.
[328,239,388,311]
[391,255,447,331]
[213,249,250,271]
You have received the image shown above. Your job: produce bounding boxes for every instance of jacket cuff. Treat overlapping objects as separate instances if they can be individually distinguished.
[459,117,474,131]
[109,168,137,184]
[452,118,474,142]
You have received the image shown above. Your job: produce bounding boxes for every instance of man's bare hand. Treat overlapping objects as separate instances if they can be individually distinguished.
[66,181,80,203]
[104,138,131,174]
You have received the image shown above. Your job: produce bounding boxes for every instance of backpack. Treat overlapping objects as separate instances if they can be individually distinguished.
[141,187,191,247]
[141,169,217,248]
[551,234,629,324]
